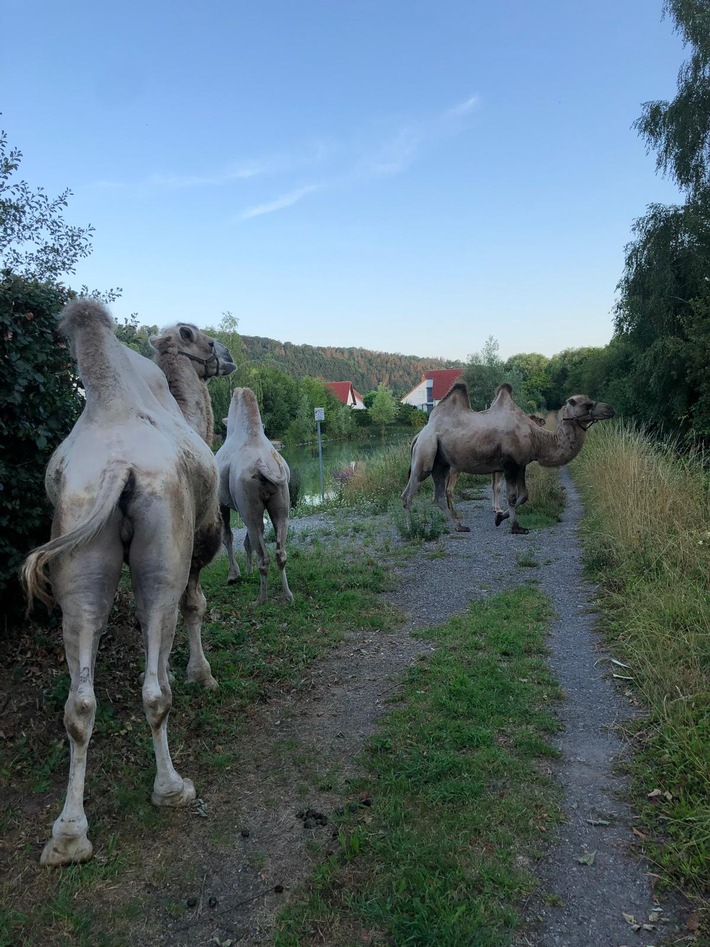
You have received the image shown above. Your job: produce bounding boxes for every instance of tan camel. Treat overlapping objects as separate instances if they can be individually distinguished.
[22,299,224,866]
[444,413,547,525]
[216,387,294,604]
[149,322,235,684]
[150,322,236,446]
[402,382,614,534]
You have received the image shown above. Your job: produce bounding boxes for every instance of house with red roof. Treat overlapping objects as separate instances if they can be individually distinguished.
[400,368,464,413]
[326,381,366,410]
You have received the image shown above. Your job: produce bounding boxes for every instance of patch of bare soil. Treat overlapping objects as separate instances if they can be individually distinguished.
[1,474,695,946]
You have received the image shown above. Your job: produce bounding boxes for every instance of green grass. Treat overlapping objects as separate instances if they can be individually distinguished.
[0,541,399,947]
[274,586,563,947]
[571,421,710,924]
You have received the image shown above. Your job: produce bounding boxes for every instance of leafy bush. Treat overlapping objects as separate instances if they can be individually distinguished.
[0,272,81,625]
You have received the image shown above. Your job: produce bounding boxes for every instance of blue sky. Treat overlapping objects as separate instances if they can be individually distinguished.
[2,0,685,362]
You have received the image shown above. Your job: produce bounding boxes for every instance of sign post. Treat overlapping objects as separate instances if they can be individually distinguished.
[314,407,325,502]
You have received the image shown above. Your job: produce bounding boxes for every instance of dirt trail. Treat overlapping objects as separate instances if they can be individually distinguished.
[123,471,682,946]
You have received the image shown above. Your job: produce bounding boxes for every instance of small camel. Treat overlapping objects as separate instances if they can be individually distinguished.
[402,382,614,534]
[216,387,294,604]
[444,413,547,525]
[22,299,223,866]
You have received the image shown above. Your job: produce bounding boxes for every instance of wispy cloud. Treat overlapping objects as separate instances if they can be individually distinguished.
[87,94,479,221]
[239,184,324,220]
[445,94,480,118]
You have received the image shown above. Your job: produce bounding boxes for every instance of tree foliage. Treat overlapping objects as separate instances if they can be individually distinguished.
[614,1,710,440]
[369,383,398,436]
[0,273,81,620]
[0,128,94,280]
[634,0,710,199]
[464,337,525,410]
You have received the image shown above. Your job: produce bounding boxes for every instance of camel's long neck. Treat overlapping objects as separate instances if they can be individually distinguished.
[156,353,214,445]
[533,418,587,467]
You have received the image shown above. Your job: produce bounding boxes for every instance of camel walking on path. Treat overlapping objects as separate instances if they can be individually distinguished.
[150,322,236,686]
[216,387,294,604]
[402,382,614,534]
[22,300,224,866]
[445,413,547,526]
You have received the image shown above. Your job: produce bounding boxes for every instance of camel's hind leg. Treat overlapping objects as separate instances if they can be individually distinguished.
[221,504,241,584]
[268,504,294,604]
[445,468,461,521]
[244,517,269,604]
[41,533,124,866]
[130,529,198,806]
[503,463,529,535]
[433,460,468,532]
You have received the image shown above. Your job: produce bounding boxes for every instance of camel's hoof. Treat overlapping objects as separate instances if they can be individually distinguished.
[454,524,471,533]
[41,834,94,867]
[187,670,219,691]
[511,524,529,535]
[152,778,196,808]
[495,512,510,527]
[227,576,240,585]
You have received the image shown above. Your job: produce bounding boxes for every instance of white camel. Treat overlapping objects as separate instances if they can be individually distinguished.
[402,382,615,534]
[22,299,223,866]
[216,387,294,604]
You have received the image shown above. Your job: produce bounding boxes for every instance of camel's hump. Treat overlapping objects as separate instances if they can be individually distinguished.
[436,380,471,411]
[59,299,115,337]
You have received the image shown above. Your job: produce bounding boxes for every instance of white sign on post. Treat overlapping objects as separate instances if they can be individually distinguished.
[314,407,325,421]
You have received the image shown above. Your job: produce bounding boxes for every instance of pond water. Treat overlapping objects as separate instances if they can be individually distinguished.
[281,433,410,506]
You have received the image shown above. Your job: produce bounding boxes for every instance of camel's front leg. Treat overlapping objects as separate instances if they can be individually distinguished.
[492,472,510,527]
[504,463,529,535]
[141,605,196,807]
[180,572,218,689]
[221,504,241,584]
[445,468,461,521]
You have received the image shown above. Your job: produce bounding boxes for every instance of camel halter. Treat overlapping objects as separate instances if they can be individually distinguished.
[563,414,597,431]
[178,348,221,377]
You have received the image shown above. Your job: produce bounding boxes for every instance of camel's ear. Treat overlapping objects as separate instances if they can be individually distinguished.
[179,325,195,343]
[148,334,158,353]
[222,418,228,426]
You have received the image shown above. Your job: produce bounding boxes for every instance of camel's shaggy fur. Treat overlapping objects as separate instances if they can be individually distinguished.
[150,322,236,446]
[402,382,615,534]
[22,300,224,866]
[216,387,294,604]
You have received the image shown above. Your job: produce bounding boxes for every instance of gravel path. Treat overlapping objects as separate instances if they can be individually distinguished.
[148,470,683,946]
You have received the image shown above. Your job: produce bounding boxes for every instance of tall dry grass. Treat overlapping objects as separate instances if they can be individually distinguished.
[571,420,710,893]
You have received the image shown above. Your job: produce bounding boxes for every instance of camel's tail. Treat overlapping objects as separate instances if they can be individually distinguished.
[254,455,290,486]
[22,464,133,613]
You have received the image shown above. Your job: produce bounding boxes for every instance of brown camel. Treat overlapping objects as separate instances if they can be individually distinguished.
[22,300,225,866]
[444,413,547,525]
[402,382,614,534]
[216,388,294,604]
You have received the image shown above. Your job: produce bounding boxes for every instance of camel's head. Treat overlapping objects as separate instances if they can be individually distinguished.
[561,395,615,430]
[151,324,237,379]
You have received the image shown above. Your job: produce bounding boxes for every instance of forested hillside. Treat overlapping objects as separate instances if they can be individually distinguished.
[240,335,465,396]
